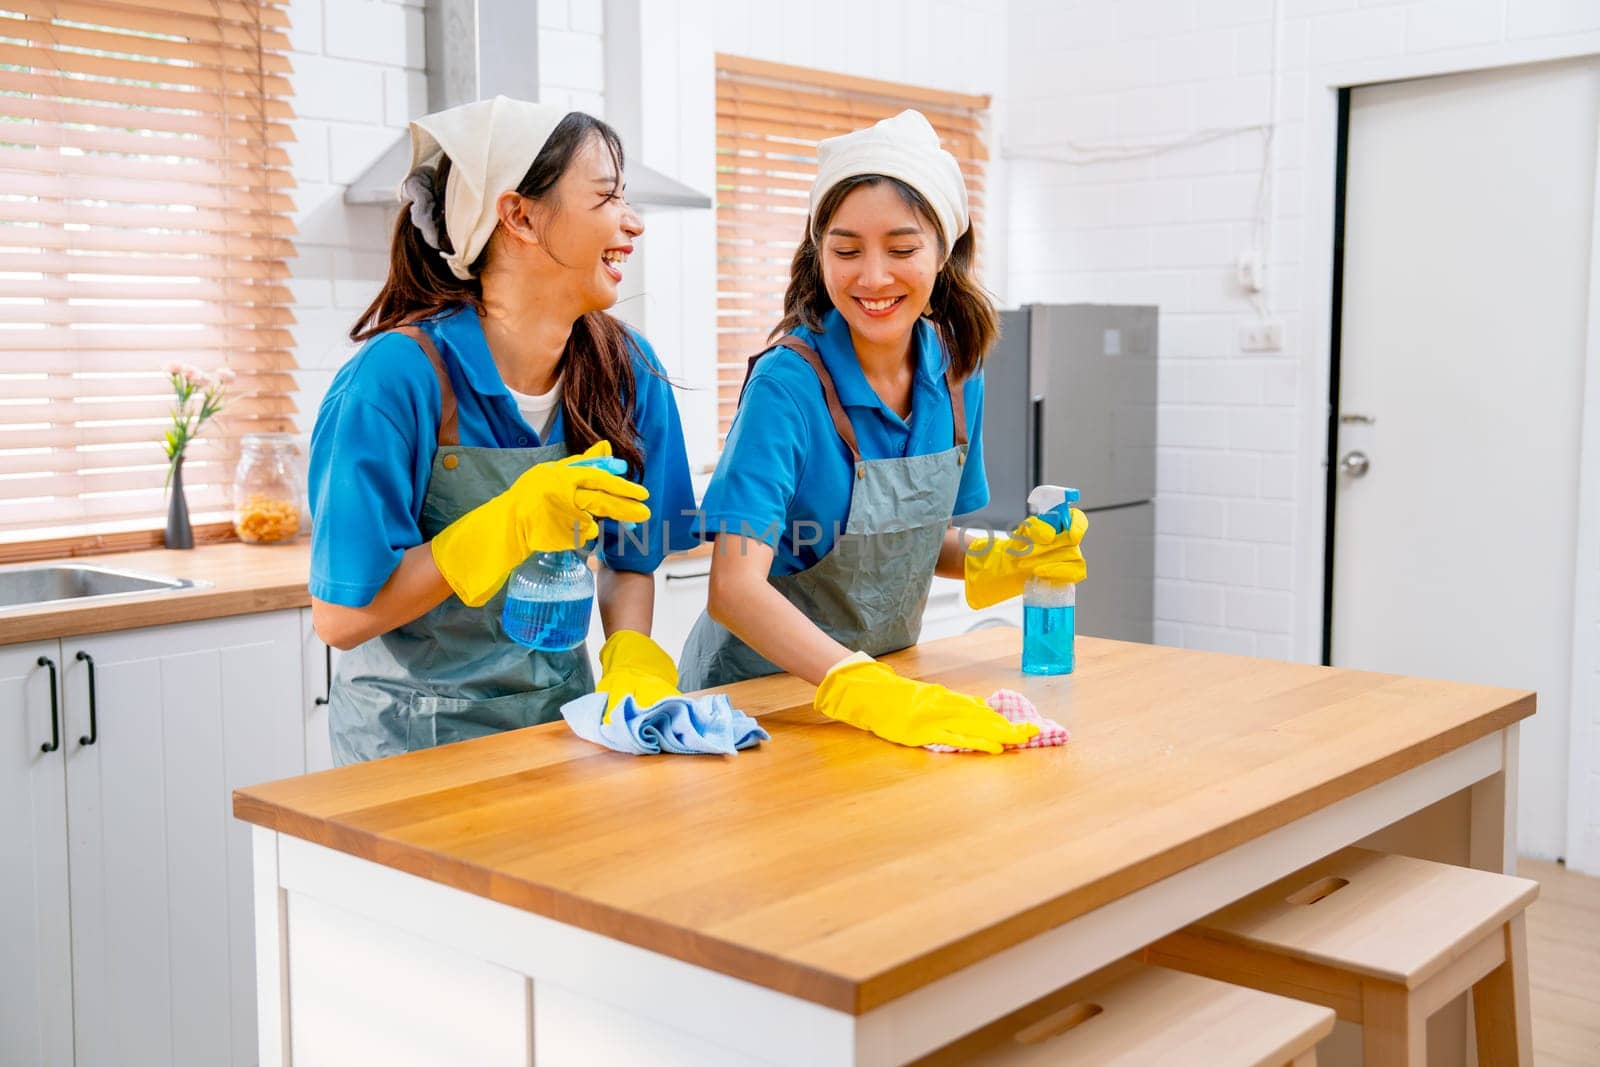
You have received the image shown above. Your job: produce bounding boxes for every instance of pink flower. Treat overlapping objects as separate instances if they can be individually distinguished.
[213,367,237,385]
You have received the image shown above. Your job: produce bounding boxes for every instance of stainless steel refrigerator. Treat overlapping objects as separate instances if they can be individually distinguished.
[957,304,1157,643]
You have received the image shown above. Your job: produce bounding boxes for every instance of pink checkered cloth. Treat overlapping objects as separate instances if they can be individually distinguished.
[925,688,1071,753]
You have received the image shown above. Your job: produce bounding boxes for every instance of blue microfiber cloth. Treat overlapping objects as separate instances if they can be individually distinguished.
[559,691,770,756]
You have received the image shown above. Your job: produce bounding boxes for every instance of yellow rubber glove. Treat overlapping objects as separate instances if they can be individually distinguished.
[594,630,681,723]
[963,508,1088,610]
[431,441,651,607]
[814,653,1039,754]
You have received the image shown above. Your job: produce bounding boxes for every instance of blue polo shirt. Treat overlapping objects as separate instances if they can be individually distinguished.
[309,306,697,607]
[697,309,987,576]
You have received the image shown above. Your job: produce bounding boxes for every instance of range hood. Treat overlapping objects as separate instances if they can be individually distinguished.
[344,0,710,210]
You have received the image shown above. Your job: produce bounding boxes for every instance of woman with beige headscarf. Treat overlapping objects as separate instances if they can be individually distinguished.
[308,97,696,764]
[682,110,1088,753]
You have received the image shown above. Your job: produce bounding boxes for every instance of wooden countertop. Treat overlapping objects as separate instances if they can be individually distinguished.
[0,540,711,646]
[0,541,312,645]
[232,629,1534,1015]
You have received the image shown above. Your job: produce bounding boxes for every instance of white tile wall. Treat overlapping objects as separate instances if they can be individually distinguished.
[287,0,609,429]
[1006,0,1600,869]
[286,0,424,427]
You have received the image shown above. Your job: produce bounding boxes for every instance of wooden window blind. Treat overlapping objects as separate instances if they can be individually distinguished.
[0,0,296,550]
[714,53,989,447]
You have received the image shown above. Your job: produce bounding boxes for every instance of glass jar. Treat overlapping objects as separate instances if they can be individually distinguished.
[232,433,304,544]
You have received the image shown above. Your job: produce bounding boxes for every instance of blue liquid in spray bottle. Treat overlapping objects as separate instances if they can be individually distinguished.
[1021,485,1080,676]
[501,456,631,651]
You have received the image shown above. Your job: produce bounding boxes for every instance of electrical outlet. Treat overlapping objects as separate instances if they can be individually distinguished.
[1239,319,1284,352]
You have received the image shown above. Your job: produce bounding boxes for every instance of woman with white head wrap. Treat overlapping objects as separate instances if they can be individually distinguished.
[308,97,697,765]
[682,110,1088,753]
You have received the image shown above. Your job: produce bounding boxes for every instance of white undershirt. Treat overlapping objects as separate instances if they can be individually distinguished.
[506,378,562,441]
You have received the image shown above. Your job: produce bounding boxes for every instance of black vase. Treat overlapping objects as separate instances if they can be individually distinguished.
[165,455,194,549]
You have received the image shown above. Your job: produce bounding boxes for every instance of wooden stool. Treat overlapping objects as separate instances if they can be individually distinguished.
[918,962,1334,1066]
[1147,847,1538,1067]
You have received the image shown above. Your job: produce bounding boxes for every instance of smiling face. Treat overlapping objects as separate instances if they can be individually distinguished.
[524,134,644,314]
[818,180,942,359]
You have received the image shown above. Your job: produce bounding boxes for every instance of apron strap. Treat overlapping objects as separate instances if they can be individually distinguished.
[766,336,863,468]
[945,365,968,448]
[741,330,968,463]
[928,321,968,450]
[396,325,460,448]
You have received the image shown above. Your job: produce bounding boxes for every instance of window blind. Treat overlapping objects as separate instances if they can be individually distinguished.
[714,53,989,447]
[0,0,296,550]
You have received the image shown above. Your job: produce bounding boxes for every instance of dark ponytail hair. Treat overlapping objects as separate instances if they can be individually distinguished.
[772,175,997,382]
[351,112,646,476]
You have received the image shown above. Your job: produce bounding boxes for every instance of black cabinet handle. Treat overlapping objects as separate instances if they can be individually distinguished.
[664,570,710,582]
[75,650,98,746]
[314,643,331,706]
[37,656,59,754]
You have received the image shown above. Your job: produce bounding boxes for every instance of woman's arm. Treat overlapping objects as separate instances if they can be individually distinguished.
[706,534,852,685]
[597,564,654,637]
[934,525,971,580]
[311,543,453,650]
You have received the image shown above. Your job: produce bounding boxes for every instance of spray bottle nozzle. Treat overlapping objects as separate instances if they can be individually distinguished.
[1027,485,1081,535]
[572,456,629,476]
[571,455,638,530]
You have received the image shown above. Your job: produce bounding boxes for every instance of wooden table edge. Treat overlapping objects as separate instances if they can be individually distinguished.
[850,691,1532,1011]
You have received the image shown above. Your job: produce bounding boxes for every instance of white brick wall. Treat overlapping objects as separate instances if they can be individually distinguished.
[287,0,608,430]
[541,0,607,114]
[286,0,425,430]
[1006,0,1600,869]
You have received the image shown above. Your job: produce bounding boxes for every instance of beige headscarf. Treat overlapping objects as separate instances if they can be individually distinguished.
[403,95,569,280]
[808,109,970,261]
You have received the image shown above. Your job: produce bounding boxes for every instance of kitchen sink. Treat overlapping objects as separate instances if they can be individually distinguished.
[0,563,208,610]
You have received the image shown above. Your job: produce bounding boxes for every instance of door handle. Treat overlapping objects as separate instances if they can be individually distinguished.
[664,570,710,582]
[76,650,98,746]
[314,643,331,706]
[37,656,60,754]
[1338,451,1371,478]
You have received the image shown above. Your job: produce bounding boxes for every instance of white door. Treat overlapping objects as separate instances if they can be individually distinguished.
[0,642,74,1067]
[63,611,305,1067]
[1332,59,1598,860]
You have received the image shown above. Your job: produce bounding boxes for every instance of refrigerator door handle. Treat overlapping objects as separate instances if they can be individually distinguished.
[1031,396,1044,491]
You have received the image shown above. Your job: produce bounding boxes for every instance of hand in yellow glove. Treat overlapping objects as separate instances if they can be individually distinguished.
[963,508,1088,610]
[432,441,651,607]
[814,652,1039,754]
[594,630,680,723]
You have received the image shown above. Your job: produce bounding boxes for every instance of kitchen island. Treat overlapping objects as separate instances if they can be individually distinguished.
[233,629,1531,1066]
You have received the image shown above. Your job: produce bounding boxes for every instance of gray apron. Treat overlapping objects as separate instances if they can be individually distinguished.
[679,336,968,690]
[329,325,593,765]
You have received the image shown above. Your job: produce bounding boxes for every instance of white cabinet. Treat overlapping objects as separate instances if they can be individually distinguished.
[577,561,1014,671]
[1,641,74,1067]
[1,611,306,1067]
[582,552,712,671]
[652,552,713,661]
[920,576,1022,644]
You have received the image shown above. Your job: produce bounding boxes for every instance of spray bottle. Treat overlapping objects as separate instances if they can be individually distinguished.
[501,455,631,651]
[1021,485,1080,676]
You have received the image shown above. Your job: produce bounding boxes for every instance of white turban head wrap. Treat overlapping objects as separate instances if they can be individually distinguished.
[808,109,970,262]
[402,95,570,281]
